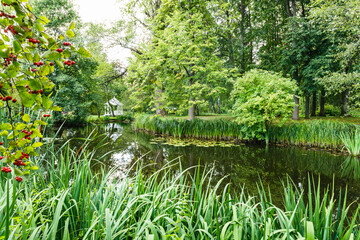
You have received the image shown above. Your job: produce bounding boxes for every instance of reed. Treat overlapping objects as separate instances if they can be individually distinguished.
[340,130,360,156]
[135,114,360,150]
[0,139,359,239]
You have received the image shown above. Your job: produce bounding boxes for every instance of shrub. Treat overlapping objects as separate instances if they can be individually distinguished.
[231,69,298,139]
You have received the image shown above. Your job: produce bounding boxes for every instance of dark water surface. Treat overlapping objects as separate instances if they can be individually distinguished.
[48,123,360,205]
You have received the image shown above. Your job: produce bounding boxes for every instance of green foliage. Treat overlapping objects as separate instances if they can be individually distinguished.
[318,72,360,112]
[127,0,231,117]
[268,120,360,149]
[134,114,246,140]
[1,143,359,239]
[231,69,297,139]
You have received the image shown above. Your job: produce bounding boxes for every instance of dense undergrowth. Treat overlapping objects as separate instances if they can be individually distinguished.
[134,114,360,153]
[1,140,360,239]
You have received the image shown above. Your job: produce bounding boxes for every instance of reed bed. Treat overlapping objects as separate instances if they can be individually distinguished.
[269,120,360,150]
[0,141,359,239]
[134,114,246,140]
[135,114,360,151]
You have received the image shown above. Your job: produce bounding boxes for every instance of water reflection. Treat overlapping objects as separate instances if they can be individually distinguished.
[47,123,360,204]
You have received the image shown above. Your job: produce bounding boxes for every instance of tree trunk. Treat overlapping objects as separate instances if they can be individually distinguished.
[240,0,246,73]
[217,96,221,114]
[189,103,195,121]
[291,0,297,17]
[341,90,348,116]
[292,95,300,120]
[98,111,101,119]
[319,89,325,116]
[311,91,317,117]
[155,88,166,116]
[210,97,216,113]
[305,94,310,119]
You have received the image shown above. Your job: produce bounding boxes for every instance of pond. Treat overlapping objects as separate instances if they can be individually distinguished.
[47,123,360,205]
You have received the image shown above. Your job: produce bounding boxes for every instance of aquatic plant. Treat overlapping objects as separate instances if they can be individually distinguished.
[340,130,360,156]
[135,114,360,151]
[0,139,359,239]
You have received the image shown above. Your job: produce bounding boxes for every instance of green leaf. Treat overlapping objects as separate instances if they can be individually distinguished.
[77,47,91,58]
[15,123,27,130]
[32,142,43,148]
[0,130,9,136]
[43,51,61,60]
[14,168,24,176]
[0,123,12,130]
[13,40,21,53]
[30,166,39,170]
[69,21,76,30]
[38,16,50,24]
[66,30,75,38]
[42,95,53,110]
[22,114,30,123]
[55,60,64,69]
[35,23,45,32]
[51,105,62,111]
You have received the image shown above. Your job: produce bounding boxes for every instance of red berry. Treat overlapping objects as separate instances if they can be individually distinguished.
[56,48,63,53]
[0,141,3,145]
[38,89,43,94]
[50,62,54,66]
[15,176,22,182]
[12,98,17,103]
[1,167,11,173]
[39,61,44,65]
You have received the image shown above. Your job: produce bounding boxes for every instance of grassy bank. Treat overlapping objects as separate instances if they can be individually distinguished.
[1,142,360,239]
[134,114,360,152]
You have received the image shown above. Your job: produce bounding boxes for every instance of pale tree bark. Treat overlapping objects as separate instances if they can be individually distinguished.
[292,95,300,120]
[341,90,348,116]
[155,88,166,116]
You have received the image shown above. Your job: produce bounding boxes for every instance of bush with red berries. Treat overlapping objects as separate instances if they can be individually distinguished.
[0,0,87,184]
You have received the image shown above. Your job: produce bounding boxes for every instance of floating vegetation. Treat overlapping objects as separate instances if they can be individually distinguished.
[152,137,239,147]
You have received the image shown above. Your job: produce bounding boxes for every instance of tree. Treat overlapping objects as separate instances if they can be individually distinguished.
[127,0,229,120]
[281,17,335,119]
[310,0,360,116]
[231,69,297,139]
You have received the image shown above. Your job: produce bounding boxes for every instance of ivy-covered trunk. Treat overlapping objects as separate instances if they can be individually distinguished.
[305,94,310,119]
[319,89,326,116]
[311,92,317,117]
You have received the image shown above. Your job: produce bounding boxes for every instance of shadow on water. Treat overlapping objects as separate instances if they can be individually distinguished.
[46,123,360,205]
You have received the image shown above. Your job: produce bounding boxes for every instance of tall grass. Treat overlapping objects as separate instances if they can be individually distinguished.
[134,114,246,140]
[269,120,360,150]
[135,114,360,150]
[0,140,359,239]
[340,130,360,156]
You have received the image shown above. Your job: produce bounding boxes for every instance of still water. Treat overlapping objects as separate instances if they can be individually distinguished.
[48,123,360,204]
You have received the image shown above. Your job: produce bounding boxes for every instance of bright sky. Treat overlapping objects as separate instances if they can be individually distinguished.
[73,0,132,63]
[73,0,121,23]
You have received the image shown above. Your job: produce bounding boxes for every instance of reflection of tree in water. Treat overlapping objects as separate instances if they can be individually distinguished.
[47,124,360,205]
